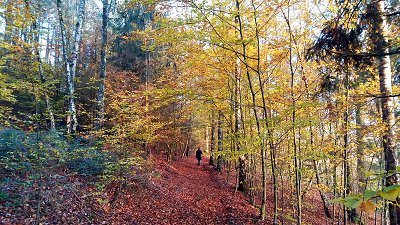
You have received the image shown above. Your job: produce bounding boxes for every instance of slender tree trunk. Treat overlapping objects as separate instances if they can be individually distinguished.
[368,1,399,224]
[235,55,246,193]
[69,0,85,133]
[56,0,85,133]
[57,0,72,133]
[205,122,208,154]
[232,6,246,195]
[25,0,55,131]
[250,1,278,222]
[95,0,109,129]
[304,73,331,220]
[285,6,301,223]
[343,70,350,224]
[234,0,267,219]
[237,58,255,203]
[355,104,366,194]
[45,18,51,65]
[33,20,56,131]
[185,118,192,158]
[209,111,215,166]
[313,158,332,218]
[216,111,223,172]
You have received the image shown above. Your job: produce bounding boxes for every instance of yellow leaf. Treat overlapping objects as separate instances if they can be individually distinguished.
[359,201,376,214]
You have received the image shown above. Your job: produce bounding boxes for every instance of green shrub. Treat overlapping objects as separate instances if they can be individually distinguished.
[0,128,27,157]
[0,127,147,181]
[0,128,30,171]
[0,128,109,176]
[65,147,112,176]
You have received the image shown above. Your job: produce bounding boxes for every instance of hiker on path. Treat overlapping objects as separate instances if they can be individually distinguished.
[195,147,203,165]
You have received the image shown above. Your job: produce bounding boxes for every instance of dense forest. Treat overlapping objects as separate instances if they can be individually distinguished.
[1,0,400,224]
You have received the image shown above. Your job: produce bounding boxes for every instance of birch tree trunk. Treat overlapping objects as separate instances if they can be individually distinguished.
[56,0,86,133]
[95,0,109,129]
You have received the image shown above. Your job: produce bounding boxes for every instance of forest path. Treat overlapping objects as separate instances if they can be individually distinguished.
[105,155,260,224]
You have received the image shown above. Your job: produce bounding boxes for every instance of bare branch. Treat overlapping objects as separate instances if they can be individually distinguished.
[385,11,400,17]
[327,48,400,57]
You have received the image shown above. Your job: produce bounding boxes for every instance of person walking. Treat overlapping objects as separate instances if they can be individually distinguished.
[195,147,203,166]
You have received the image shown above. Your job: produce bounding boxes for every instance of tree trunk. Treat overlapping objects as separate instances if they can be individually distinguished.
[368,1,399,224]
[209,111,215,166]
[45,19,51,65]
[56,0,85,133]
[285,6,301,223]
[238,156,246,192]
[343,93,352,224]
[216,111,223,172]
[95,0,109,130]
[355,104,365,193]
[235,50,247,193]
[57,0,72,133]
[69,0,86,133]
[234,0,267,219]
[250,1,278,222]
[33,21,56,131]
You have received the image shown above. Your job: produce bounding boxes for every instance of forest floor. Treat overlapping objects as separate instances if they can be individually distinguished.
[101,155,335,225]
[2,153,366,224]
[102,155,261,224]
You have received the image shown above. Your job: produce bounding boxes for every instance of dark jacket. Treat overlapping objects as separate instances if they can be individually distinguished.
[195,149,203,160]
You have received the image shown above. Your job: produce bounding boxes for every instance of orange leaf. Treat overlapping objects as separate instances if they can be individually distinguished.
[359,200,376,214]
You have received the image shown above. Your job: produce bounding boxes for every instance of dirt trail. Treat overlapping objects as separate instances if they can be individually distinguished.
[106,156,260,224]
[104,155,344,225]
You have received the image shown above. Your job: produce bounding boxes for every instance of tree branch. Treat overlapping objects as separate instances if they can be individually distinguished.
[327,48,400,57]
[385,11,400,17]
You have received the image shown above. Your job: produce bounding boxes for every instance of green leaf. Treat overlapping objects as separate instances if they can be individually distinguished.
[343,196,363,209]
[364,170,375,177]
[381,185,400,201]
[364,190,377,200]
[383,185,400,193]
[380,191,397,201]
[329,197,344,204]
[379,185,400,201]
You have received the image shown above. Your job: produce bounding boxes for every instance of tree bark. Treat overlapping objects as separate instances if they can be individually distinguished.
[250,0,278,222]
[216,111,223,172]
[209,111,215,166]
[355,104,365,193]
[56,0,86,133]
[368,1,399,224]
[33,21,56,131]
[235,51,246,193]
[285,5,301,224]
[95,0,109,130]
[343,69,353,224]
[234,0,267,219]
